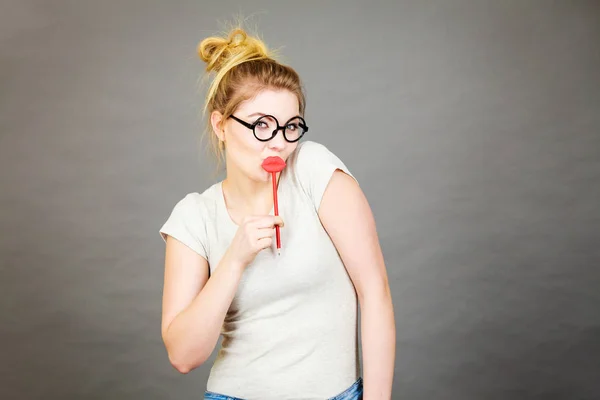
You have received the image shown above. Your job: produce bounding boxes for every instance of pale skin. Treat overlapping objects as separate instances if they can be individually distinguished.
[161,89,395,399]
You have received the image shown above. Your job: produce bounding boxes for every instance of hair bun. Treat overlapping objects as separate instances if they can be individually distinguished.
[197,28,271,73]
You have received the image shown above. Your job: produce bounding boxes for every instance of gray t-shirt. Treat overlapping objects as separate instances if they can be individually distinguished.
[159,140,361,399]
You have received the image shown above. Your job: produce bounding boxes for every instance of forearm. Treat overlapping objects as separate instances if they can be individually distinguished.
[360,290,396,399]
[164,253,245,372]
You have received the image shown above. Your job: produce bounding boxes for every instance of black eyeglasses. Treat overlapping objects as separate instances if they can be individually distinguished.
[229,114,309,143]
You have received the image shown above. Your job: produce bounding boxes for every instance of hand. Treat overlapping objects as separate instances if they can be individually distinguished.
[225,215,284,267]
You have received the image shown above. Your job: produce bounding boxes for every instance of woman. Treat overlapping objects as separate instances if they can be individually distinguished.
[159,26,395,400]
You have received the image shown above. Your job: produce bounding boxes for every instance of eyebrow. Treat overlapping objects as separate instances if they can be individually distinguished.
[246,112,266,119]
[246,112,302,120]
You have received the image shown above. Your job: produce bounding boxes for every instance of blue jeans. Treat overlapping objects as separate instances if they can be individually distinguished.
[204,377,363,400]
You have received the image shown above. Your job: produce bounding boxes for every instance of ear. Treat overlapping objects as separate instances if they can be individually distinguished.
[210,110,225,142]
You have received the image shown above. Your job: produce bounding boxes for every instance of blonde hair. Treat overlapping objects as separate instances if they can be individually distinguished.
[197,25,306,175]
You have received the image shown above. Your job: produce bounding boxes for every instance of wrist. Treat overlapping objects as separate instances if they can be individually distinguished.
[222,251,246,274]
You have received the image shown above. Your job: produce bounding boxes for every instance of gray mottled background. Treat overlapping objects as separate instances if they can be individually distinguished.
[1,0,599,399]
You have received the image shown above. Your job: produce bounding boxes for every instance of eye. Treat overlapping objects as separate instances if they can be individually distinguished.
[255,121,268,128]
[286,123,299,131]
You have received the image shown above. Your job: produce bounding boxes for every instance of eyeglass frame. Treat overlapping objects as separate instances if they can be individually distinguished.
[228,114,309,143]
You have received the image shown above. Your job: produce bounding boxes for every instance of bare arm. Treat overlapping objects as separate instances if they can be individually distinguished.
[160,214,283,374]
[161,236,245,373]
[319,170,396,399]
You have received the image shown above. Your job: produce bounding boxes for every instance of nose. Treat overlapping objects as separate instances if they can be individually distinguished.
[268,128,287,149]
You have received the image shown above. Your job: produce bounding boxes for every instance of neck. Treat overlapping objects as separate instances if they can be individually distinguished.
[222,167,281,214]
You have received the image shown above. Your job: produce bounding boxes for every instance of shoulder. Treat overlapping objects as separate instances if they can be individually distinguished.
[290,140,343,176]
[288,140,358,211]
[171,192,209,214]
[165,183,220,223]
[294,140,331,162]
[159,187,219,259]
[292,139,354,175]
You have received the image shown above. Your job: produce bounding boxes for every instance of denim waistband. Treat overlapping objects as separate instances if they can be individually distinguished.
[204,377,363,400]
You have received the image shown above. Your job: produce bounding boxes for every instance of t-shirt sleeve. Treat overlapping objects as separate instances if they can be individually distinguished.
[294,140,359,212]
[159,193,209,260]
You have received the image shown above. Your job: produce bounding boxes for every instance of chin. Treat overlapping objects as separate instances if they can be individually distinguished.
[260,169,271,182]
[251,168,270,183]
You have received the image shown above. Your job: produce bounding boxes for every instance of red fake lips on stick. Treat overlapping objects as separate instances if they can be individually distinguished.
[261,156,286,255]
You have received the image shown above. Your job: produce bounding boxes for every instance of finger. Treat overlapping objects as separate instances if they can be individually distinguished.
[256,236,273,250]
[242,215,263,225]
[256,226,280,239]
[253,216,284,229]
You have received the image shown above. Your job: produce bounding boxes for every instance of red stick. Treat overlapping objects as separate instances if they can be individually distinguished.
[271,171,281,251]
[261,156,286,255]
